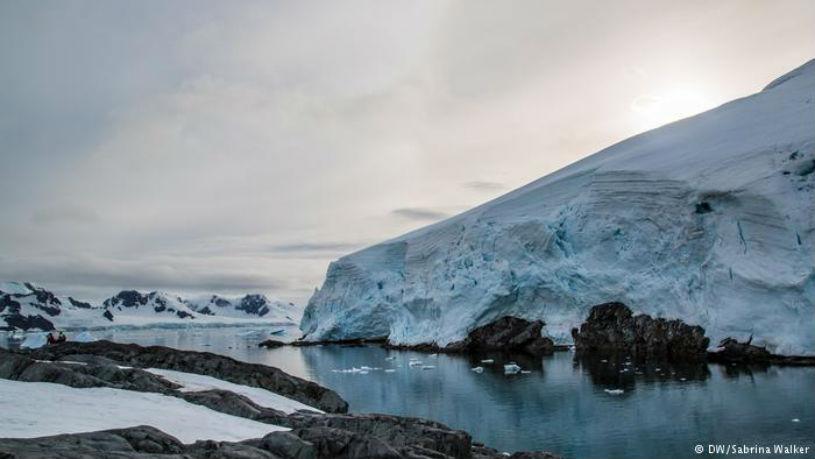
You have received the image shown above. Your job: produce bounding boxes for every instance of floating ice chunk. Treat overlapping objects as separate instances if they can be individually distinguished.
[385,356,396,361]
[471,366,484,373]
[421,365,435,370]
[481,359,494,364]
[72,331,97,342]
[792,418,800,423]
[20,333,47,349]
[384,369,396,373]
[429,353,438,358]
[409,361,423,368]
[504,363,522,374]
[604,389,624,395]
[520,370,532,374]
[679,378,687,381]
[358,370,369,375]
[600,359,608,363]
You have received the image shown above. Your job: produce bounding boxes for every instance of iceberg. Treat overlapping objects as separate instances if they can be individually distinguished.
[301,60,815,356]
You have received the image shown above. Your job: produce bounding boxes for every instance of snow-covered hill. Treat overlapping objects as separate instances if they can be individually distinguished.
[0,282,300,331]
[186,293,301,322]
[301,60,815,356]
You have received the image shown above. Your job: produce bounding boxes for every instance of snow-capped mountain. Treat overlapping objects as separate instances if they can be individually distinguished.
[301,60,815,356]
[0,282,300,331]
[186,294,301,323]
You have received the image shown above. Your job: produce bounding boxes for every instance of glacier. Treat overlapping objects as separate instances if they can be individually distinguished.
[301,59,815,356]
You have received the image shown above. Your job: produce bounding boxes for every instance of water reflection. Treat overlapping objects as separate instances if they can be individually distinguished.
[2,328,813,459]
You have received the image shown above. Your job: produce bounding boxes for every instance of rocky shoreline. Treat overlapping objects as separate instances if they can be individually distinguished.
[284,302,815,367]
[0,341,562,459]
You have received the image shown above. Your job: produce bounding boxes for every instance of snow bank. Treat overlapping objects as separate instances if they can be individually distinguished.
[145,368,323,414]
[301,59,815,356]
[0,379,285,442]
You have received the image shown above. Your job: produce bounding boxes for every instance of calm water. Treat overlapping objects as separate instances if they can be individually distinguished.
[3,326,813,459]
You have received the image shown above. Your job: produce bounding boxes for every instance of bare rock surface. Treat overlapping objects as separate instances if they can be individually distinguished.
[571,302,709,360]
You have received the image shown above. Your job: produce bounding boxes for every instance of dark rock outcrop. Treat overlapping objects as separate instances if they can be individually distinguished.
[571,302,709,360]
[707,337,815,366]
[259,339,288,348]
[382,317,555,356]
[0,347,180,394]
[446,316,554,356]
[23,340,348,414]
[0,425,186,458]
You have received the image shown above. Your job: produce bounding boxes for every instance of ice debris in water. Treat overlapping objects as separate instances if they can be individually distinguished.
[520,370,532,374]
[604,389,625,395]
[471,366,484,373]
[792,418,800,423]
[384,369,396,373]
[504,363,522,374]
[408,360,423,368]
[385,356,396,361]
[481,359,494,364]
[421,365,436,370]
[332,367,379,374]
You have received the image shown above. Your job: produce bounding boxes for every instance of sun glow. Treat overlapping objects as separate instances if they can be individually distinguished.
[630,87,716,133]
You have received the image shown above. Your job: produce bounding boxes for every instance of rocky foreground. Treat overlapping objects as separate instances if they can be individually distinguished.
[0,341,561,459]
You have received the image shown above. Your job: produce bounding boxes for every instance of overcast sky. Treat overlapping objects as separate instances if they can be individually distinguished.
[1,0,813,303]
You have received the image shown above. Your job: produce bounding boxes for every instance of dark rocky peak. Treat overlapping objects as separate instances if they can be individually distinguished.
[237,294,271,317]
[68,297,93,309]
[19,282,62,307]
[211,295,233,308]
[104,290,150,308]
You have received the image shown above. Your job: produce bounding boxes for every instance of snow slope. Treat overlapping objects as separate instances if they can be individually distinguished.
[146,368,323,414]
[301,60,815,356]
[0,379,285,442]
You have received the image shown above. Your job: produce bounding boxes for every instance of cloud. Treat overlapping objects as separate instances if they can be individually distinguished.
[30,204,101,225]
[392,207,449,221]
[267,242,365,255]
[0,255,280,299]
[463,181,505,192]
[1,0,813,304]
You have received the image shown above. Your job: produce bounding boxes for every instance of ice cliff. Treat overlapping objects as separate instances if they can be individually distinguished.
[301,60,815,356]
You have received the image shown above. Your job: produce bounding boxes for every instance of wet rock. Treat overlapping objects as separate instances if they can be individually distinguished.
[447,316,554,356]
[708,337,771,363]
[388,317,554,356]
[259,339,287,348]
[23,340,348,413]
[571,302,709,361]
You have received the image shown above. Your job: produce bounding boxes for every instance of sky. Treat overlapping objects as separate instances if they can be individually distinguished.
[1,0,813,303]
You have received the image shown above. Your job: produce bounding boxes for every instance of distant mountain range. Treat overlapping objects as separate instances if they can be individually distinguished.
[0,282,301,331]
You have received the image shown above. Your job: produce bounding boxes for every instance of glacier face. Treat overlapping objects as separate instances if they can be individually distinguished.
[301,60,815,356]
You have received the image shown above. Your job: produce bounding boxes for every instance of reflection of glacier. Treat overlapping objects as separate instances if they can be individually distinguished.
[302,60,815,356]
[297,347,815,457]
